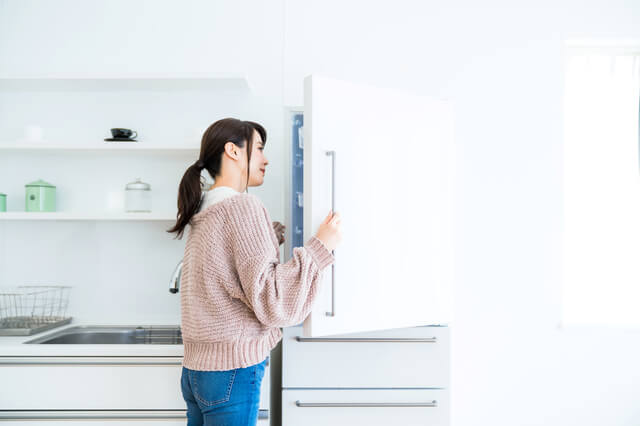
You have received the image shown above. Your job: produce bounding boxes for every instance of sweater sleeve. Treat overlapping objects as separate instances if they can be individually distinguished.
[227,194,334,328]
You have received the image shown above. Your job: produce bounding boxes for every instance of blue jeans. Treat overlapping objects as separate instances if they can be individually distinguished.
[181,357,268,426]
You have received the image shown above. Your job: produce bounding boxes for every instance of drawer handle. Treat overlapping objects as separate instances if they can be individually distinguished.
[0,409,268,420]
[0,356,183,365]
[0,356,268,366]
[295,336,437,343]
[295,400,438,408]
[0,410,187,420]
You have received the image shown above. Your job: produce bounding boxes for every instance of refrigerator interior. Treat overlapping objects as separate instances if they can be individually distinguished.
[287,110,304,258]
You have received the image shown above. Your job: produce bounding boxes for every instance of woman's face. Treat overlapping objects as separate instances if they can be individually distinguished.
[246,129,268,187]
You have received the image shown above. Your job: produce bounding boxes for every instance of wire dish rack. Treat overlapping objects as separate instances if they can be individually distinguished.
[0,285,72,336]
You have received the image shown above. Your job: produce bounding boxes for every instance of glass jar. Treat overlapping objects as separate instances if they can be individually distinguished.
[125,178,151,212]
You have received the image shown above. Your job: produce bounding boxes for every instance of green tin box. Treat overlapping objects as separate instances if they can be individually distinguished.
[25,179,56,212]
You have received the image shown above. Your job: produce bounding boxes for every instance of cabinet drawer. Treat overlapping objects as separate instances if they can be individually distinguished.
[283,325,449,388]
[0,358,185,409]
[283,389,449,426]
[0,356,270,410]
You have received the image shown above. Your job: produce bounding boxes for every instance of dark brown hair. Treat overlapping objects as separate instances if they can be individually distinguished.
[166,117,267,239]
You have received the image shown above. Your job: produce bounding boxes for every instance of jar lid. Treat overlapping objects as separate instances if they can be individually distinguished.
[126,178,151,191]
[25,179,55,188]
[0,193,5,196]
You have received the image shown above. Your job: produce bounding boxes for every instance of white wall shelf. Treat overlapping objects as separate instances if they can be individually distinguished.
[0,72,251,91]
[0,143,199,154]
[0,212,177,221]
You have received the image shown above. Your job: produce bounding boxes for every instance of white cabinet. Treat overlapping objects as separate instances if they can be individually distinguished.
[0,356,270,423]
[0,358,184,410]
[295,74,455,337]
[280,325,450,426]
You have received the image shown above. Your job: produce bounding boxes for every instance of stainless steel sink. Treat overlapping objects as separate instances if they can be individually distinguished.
[24,325,182,344]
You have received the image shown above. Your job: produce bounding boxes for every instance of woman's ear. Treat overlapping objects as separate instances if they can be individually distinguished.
[224,141,239,160]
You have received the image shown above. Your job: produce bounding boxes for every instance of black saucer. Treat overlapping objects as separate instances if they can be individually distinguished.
[104,138,137,141]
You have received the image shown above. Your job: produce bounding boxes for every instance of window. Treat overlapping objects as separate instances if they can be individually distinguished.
[562,46,640,327]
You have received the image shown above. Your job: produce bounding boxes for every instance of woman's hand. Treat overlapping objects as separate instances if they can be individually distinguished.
[272,221,286,246]
[314,211,342,252]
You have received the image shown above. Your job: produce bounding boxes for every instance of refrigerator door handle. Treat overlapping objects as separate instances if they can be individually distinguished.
[326,150,336,317]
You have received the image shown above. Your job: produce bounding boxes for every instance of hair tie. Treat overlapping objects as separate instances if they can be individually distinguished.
[195,160,204,169]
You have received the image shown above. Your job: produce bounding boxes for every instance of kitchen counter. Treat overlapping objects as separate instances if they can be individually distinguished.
[0,322,184,357]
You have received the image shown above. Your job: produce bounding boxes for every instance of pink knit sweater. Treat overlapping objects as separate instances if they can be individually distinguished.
[180,192,334,371]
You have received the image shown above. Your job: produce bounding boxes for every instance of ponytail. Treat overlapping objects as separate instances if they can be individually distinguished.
[166,161,205,240]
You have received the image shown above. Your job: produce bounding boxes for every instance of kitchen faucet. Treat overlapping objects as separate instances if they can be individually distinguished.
[169,260,183,293]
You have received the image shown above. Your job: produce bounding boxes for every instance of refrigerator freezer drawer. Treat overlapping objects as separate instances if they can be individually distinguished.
[282,325,449,388]
[283,389,449,426]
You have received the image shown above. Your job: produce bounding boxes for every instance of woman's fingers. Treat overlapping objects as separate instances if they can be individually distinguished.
[321,211,341,225]
[322,211,332,224]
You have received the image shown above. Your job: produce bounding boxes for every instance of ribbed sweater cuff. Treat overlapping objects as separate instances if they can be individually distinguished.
[304,236,334,270]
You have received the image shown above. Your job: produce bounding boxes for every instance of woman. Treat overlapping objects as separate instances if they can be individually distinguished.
[167,117,342,425]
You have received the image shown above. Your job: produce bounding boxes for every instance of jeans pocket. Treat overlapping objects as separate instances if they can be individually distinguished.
[190,368,237,407]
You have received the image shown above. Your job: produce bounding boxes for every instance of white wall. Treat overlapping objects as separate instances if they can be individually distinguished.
[2,0,640,424]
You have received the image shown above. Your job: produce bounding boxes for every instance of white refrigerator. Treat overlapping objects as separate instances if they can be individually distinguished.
[284,74,455,338]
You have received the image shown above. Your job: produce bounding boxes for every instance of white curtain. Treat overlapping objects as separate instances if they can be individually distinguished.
[562,52,640,327]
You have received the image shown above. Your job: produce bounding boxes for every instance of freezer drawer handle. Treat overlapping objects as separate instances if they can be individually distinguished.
[294,336,437,343]
[325,150,336,317]
[295,400,438,408]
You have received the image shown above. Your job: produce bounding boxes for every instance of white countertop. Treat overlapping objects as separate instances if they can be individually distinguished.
[0,322,184,357]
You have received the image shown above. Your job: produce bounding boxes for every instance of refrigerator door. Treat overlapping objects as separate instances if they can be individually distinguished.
[302,74,455,337]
